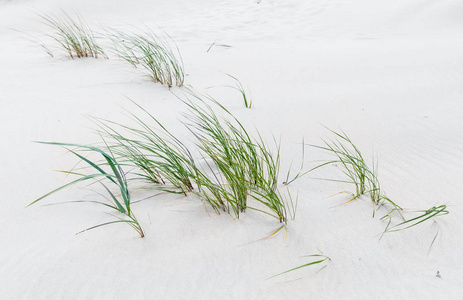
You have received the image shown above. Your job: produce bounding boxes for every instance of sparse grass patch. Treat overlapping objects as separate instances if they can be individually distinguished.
[107,28,184,87]
[310,128,371,200]
[380,205,449,250]
[309,128,398,212]
[40,12,106,59]
[29,142,144,238]
[310,127,449,235]
[383,205,449,233]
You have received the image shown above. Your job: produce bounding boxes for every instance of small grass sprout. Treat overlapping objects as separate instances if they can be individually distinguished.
[283,139,310,185]
[224,74,252,108]
[29,142,144,238]
[206,42,232,52]
[383,205,449,233]
[428,221,441,255]
[40,12,106,59]
[310,128,370,199]
[380,205,449,250]
[309,128,398,211]
[107,28,184,87]
[285,187,298,220]
[269,254,330,279]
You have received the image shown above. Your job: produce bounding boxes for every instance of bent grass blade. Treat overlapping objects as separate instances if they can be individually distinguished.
[268,254,330,279]
[29,142,144,238]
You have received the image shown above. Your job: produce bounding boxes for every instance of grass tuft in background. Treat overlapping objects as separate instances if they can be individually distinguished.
[40,12,107,59]
[107,28,184,87]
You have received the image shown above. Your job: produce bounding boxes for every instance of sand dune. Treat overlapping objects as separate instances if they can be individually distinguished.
[1,0,462,299]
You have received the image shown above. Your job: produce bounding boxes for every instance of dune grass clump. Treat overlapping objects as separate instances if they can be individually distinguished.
[32,90,295,238]
[94,91,290,223]
[29,142,144,238]
[310,128,398,212]
[40,12,106,59]
[182,92,288,223]
[107,28,184,87]
[95,102,198,196]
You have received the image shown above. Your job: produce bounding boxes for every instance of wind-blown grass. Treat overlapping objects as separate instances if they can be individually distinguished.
[29,142,144,238]
[311,128,370,199]
[107,28,184,87]
[94,91,290,223]
[33,89,295,233]
[95,101,198,196]
[182,94,255,214]
[310,128,399,213]
[310,127,449,235]
[40,12,106,59]
[182,91,288,223]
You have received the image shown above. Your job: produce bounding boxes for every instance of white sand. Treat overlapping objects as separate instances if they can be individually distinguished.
[1,0,463,299]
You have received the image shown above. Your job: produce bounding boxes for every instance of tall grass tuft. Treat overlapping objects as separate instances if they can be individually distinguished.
[107,28,184,87]
[29,142,144,238]
[95,101,198,196]
[182,90,288,223]
[40,12,107,59]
